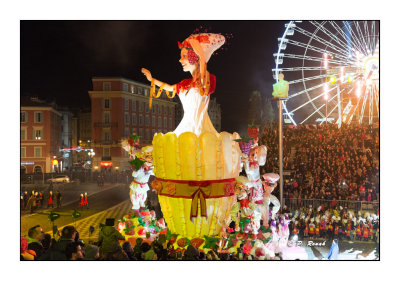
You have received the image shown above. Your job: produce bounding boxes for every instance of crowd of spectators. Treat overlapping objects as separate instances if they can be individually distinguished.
[259,122,379,204]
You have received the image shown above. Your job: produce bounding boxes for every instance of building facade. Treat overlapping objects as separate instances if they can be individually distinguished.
[89,77,177,171]
[71,109,92,168]
[59,109,74,171]
[20,97,63,174]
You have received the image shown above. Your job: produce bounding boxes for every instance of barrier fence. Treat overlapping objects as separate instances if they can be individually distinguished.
[283,198,379,213]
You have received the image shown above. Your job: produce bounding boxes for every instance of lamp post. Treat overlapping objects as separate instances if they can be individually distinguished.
[272,73,289,211]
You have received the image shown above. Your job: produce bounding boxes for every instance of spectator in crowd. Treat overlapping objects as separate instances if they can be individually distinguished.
[65,241,84,261]
[40,225,77,260]
[83,244,100,261]
[20,237,36,261]
[27,225,45,259]
[122,241,137,261]
[56,190,62,208]
[97,218,126,259]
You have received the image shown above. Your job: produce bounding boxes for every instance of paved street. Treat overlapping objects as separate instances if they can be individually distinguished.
[296,238,379,260]
[20,182,131,237]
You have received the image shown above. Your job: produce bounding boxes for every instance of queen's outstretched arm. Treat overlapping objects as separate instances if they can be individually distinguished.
[141,68,174,92]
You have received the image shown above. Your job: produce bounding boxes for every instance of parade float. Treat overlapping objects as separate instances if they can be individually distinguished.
[117,32,307,259]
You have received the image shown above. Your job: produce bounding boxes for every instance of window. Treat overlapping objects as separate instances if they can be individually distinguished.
[124,113,130,124]
[139,102,143,112]
[152,104,156,113]
[125,99,129,110]
[162,105,164,115]
[33,128,43,140]
[21,147,26,158]
[145,129,150,140]
[34,166,42,174]
[124,127,130,138]
[138,87,143,95]
[142,102,146,113]
[169,118,172,129]
[152,129,155,137]
[152,116,155,126]
[104,98,111,109]
[132,100,136,111]
[158,116,162,127]
[130,85,135,93]
[139,128,144,137]
[103,147,110,157]
[145,115,150,125]
[21,112,27,122]
[103,82,111,91]
[123,83,128,92]
[139,114,144,125]
[21,127,27,141]
[158,105,161,114]
[164,117,167,128]
[145,89,149,97]
[35,112,43,123]
[103,130,111,141]
[34,147,42,157]
[132,114,136,125]
[145,103,149,113]
[103,112,111,123]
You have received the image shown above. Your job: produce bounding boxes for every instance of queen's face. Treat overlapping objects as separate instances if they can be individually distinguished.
[179,48,196,73]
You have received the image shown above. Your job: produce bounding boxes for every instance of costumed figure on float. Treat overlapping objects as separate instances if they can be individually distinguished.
[230,176,260,238]
[141,33,241,238]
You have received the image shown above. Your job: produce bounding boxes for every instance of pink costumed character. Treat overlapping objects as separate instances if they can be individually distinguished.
[243,145,268,203]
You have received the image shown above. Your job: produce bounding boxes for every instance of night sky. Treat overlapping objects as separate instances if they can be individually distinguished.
[21,20,286,133]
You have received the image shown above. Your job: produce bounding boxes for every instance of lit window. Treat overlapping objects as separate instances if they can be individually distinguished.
[21,147,26,158]
[138,87,143,95]
[33,128,43,140]
[130,85,135,93]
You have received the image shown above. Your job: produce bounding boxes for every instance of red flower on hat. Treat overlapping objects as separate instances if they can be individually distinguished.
[194,34,210,43]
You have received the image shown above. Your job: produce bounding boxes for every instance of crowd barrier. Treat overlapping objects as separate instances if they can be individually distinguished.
[283,198,379,214]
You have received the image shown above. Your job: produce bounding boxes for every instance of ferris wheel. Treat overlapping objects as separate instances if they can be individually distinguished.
[272,21,379,126]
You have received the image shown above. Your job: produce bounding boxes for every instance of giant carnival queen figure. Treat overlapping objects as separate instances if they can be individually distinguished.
[141,33,241,238]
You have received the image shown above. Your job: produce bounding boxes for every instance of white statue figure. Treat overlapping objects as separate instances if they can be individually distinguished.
[243,145,268,203]
[260,173,281,228]
[128,146,154,211]
[141,33,225,137]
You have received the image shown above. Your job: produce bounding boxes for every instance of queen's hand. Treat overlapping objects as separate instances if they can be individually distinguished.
[141,68,152,82]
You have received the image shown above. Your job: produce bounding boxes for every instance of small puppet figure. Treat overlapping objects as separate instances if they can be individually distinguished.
[79,193,84,207]
[242,145,268,204]
[230,176,261,236]
[129,146,154,211]
[259,173,281,228]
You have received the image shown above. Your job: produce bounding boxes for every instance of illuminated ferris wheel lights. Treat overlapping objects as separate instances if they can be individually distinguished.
[323,53,329,69]
[329,76,336,84]
[356,81,362,97]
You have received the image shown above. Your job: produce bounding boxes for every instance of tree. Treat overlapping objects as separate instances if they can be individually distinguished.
[261,97,275,126]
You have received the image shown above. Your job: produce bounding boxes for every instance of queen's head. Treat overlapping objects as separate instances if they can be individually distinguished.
[178,33,225,81]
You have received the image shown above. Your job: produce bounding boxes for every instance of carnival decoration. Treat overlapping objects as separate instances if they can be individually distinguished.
[272,73,289,99]
[141,33,241,238]
[260,173,281,227]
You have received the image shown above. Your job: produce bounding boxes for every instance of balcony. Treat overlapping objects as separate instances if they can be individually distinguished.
[93,140,118,145]
[94,122,118,128]
[101,156,112,161]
